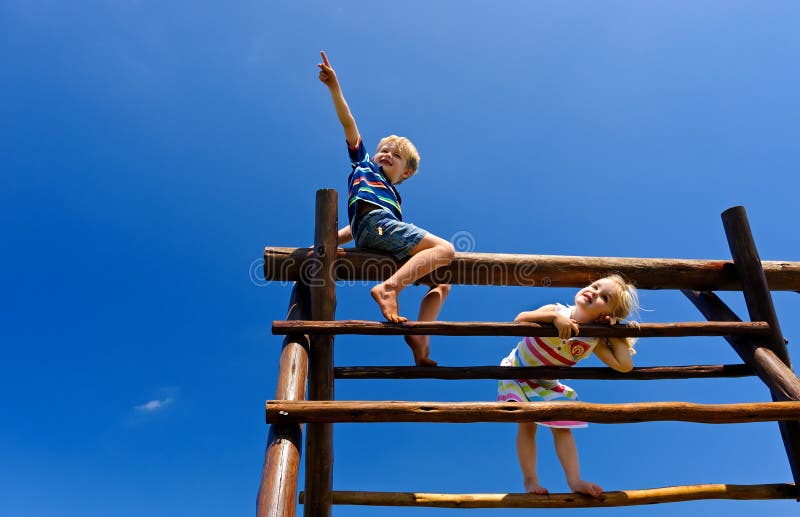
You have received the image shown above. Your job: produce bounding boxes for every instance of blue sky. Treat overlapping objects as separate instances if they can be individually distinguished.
[3,1,800,516]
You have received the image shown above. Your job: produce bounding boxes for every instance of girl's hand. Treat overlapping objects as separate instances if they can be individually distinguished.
[553,313,579,339]
[595,314,618,325]
[318,51,339,89]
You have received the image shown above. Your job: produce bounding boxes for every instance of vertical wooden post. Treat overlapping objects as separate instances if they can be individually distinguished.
[257,283,311,517]
[304,189,338,517]
[722,206,790,365]
[721,206,800,493]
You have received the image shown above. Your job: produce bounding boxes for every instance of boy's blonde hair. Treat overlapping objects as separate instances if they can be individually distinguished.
[602,274,640,354]
[377,135,420,174]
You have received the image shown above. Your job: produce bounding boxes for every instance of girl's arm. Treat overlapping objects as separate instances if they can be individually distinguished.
[593,338,634,372]
[515,304,579,339]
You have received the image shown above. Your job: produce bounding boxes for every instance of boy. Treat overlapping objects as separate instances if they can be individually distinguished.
[317,51,454,366]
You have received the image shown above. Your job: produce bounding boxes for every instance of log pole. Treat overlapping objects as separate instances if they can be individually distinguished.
[257,283,311,517]
[273,320,769,338]
[334,364,753,381]
[722,206,791,364]
[299,483,797,508]
[267,400,800,425]
[721,206,800,493]
[263,246,800,290]
[304,189,338,517]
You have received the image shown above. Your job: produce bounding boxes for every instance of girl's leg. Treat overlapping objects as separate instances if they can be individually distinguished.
[516,423,548,494]
[550,428,603,498]
[371,233,455,323]
[404,284,451,366]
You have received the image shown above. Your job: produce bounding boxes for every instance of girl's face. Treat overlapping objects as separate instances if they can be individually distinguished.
[574,279,618,322]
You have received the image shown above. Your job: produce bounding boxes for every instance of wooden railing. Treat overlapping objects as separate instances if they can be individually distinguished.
[263,248,800,290]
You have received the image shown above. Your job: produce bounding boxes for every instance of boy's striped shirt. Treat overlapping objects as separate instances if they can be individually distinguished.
[347,139,403,227]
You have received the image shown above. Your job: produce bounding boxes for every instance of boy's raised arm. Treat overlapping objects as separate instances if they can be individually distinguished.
[318,51,361,148]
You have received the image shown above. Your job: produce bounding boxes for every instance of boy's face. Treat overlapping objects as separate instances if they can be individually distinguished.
[374,142,413,184]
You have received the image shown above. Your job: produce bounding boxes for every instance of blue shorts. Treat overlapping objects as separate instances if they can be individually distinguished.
[354,209,427,260]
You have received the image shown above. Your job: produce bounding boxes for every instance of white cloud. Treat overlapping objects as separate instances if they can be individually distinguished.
[135,397,174,412]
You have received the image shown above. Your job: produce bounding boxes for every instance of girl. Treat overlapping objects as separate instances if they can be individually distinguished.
[498,275,639,498]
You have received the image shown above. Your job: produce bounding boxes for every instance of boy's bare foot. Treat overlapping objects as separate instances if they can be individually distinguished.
[404,336,438,367]
[371,284,407,323]
[568,479,603,498]
[523,478,549,495]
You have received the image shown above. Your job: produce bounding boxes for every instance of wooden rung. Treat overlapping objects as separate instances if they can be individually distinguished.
[334,364,754,380]
[266,400,800,425]
[263,246,800,290]
[272,319,770,338]
[298,483,797,508]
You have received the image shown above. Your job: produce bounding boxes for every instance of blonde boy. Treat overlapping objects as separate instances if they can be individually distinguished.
[317,51,454,366]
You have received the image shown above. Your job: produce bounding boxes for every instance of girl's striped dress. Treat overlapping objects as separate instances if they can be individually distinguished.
[497,303,601,429]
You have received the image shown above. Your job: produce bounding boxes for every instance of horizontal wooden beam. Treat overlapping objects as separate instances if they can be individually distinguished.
[299,483,797,508]
[266,400,800,425]
[334,364,754,380]
[263,247,800,290]
[273,320,770,338]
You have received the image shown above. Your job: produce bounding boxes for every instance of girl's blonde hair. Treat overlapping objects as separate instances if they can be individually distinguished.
[601,274,640,355]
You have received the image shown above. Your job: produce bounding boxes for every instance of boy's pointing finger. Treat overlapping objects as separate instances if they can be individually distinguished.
[320,51,331,67]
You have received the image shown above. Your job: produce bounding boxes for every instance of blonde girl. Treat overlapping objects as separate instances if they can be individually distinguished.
[498,275,639,497]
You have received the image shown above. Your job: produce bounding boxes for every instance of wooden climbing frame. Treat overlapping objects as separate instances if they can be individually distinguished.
[256,189,800,517]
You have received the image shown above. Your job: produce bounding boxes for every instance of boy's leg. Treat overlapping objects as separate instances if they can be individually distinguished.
[517,423,547,494]
[371,233,455,322]
[550,428,602,498]
[404,283,451,366]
